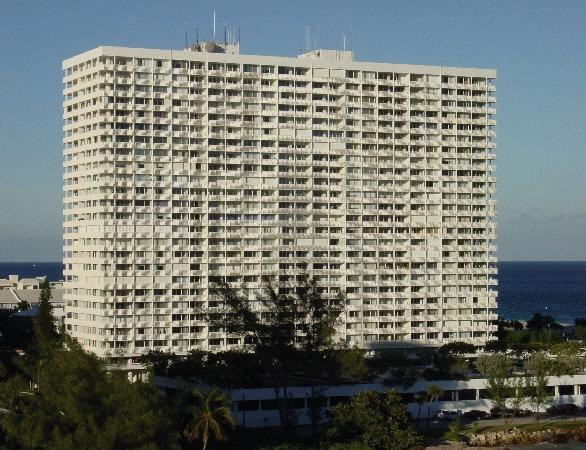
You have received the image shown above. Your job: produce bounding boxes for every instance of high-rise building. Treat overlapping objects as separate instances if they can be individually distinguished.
[62,42,497,360]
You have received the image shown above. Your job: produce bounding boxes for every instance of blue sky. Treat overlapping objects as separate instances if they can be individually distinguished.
[0,0,584,261]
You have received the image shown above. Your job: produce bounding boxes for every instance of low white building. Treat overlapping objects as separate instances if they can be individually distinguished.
[0,276,65,323]
[0,275,63,290]
[156,374,586,428]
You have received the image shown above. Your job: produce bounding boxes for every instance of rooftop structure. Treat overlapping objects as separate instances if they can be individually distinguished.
[0,286,65,323]
[0,275,63,290]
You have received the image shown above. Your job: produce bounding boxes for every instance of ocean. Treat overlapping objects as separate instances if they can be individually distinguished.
[0,262,64,283]
[1,261,584,324]
[497,261,586,324]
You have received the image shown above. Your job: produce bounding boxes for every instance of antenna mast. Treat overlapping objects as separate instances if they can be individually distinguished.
[213,11,216,38]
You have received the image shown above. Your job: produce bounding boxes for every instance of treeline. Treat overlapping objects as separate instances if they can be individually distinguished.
[488,313,586,353]
[0,280,184,449]
[475,350,581,416]
[2,277,585,448]
[0,278,424,449]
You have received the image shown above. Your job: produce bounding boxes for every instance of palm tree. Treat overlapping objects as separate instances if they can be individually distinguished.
[414,391,426,429]
[426,384,443,433]
[184,388,235,450]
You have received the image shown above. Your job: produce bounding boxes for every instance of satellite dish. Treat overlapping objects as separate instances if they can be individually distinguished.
[203,41,218,53]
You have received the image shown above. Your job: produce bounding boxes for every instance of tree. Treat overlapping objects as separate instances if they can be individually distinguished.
[292,276,346,434]
[429,351,468,380]
[210,275,346,429]
[494,319,524,341]
[294,275,346,355]
[548,342,585,375]
[211,277,297,428]
[414,392,426,428]
[34,278,59,351]
[334,346,371,382]
[0,336,180,449]
[574,318,586,342]
[524,352,553,416]
[509,376,527,414]
[183,389,235,450]
[368,349,406,371]
[15,298,30,312]
[326,390,422,450]
[475,353,514,412]
[484,339,508,352]
[0,308,35,365]
[140,349,179,376]
[425,384,443,432]
[527,313,561,332]
[21,278,61,393]
[438,341,475,355]
[442,417,463,443]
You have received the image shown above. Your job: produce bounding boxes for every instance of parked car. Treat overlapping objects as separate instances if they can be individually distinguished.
[512,409,533,417]
[463,409,489,420]
[436,409,463,420]
[547,404,578,416]
[490,407,516,418]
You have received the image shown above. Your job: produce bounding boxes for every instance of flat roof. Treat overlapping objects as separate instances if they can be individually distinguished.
[63,46,496,78]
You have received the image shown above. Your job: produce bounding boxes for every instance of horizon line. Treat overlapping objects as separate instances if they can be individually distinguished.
[1,260,585,264]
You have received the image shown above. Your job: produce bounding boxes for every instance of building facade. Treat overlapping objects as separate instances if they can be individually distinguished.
[155,374,586,427]
[62,43,497,359]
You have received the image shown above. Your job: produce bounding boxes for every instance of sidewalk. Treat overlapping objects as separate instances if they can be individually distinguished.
[470,413,586,428]
[426,444,586,449]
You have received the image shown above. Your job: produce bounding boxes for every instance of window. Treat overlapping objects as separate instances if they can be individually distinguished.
[237,400,259,411]
[288,398,305,409]
[329,396,350,406]
[558,385,574,396]
[260,399,279,410]
[458,389,476,400]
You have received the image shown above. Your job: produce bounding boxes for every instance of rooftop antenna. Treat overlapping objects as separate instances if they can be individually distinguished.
[343,33,346,51]
[196,26,199,44]
[185,30,188,48]
[238,27,240,44]
[213,11,216,39]
[224,23,227,46]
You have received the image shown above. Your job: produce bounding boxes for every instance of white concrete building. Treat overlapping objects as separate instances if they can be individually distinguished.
[62,42,497,360]
[0,282,65,323]
[154,374,586,427]
[0,275,48,290]
[0,275,64,305]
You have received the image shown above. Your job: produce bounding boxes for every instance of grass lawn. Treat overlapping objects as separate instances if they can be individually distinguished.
[466,418,586,435]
